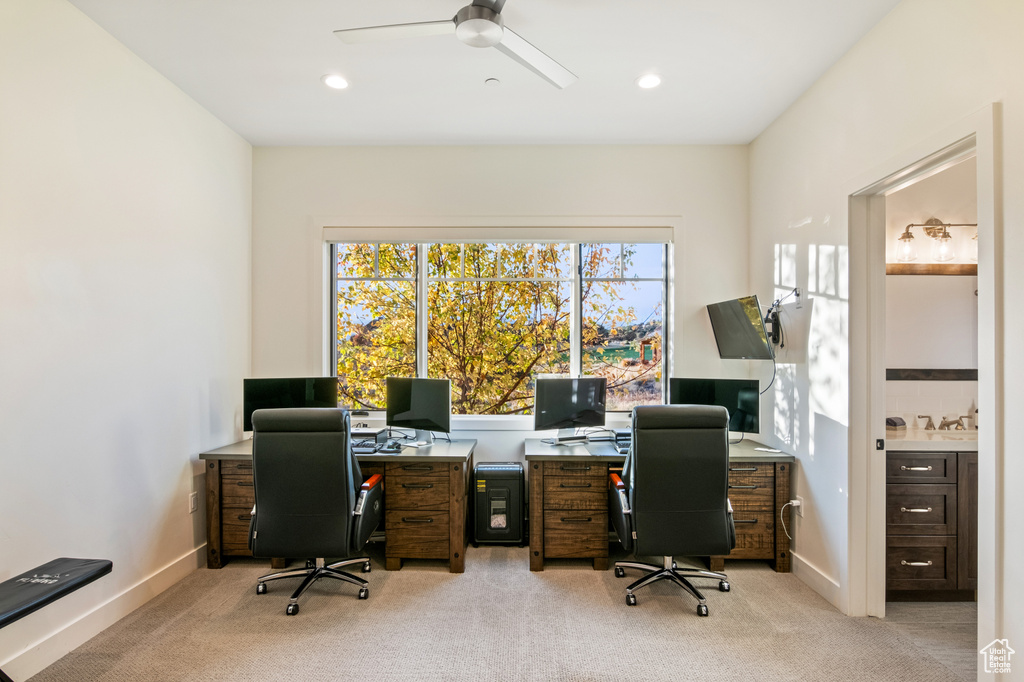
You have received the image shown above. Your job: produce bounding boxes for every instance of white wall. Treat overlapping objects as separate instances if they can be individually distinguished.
[251,145,753,460]
[0,0,252,677]
[749,0,1020,667]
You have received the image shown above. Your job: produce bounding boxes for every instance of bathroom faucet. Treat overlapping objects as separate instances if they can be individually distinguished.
[918,415,936,430]
[938,416,964,430]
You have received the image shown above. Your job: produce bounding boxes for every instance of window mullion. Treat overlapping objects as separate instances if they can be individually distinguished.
[571,244,582,377]
[417,243,428,377]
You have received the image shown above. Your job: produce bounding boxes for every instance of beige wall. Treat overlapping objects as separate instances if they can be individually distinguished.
[749,0,1020,666]
[0,0,252,677]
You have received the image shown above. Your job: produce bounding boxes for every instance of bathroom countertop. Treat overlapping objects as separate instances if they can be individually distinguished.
[885,428,978,451]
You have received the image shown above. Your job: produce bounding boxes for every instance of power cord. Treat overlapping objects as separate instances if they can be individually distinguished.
[779,498,802,540]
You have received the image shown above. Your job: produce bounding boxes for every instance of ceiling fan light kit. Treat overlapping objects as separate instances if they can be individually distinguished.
[334,1,578,89]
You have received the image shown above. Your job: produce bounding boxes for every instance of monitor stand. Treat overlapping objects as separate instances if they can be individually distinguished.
[554,428,587,445]
[409,429,435,447]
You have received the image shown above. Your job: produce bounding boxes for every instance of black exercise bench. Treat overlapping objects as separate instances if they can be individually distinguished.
[0,558,112,682]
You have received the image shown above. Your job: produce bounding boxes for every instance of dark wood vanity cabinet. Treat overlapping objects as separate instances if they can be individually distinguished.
[886,451,977,598]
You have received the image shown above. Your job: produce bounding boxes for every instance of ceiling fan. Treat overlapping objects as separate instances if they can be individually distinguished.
[334,0,578,89]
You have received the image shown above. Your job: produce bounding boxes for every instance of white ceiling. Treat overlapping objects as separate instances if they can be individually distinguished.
[66,0,902,146]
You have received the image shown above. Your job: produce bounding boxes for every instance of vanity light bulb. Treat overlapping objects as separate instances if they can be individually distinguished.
[896,237,917,263]
[932,233,955,262]
[969,233,978,262]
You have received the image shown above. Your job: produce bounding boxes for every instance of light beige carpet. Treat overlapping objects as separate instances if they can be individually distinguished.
[29,545,973,681]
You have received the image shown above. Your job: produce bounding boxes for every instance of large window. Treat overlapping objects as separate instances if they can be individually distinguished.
[332,241,666,414]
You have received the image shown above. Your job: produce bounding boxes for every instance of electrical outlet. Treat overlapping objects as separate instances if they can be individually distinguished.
[189,492,198,514]
[796,495,805,517]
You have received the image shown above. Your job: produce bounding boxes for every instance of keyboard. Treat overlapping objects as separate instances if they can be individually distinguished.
[352,441,379,454]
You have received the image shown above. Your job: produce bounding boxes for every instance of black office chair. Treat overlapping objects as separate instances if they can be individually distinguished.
[249,408,383,615]
[609,404,736,616]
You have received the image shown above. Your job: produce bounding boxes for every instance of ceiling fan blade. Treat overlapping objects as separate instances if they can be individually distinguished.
[471,0,507,12]
[494,28,578,89]
[334,20,455,44]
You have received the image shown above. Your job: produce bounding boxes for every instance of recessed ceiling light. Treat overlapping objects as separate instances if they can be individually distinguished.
[636,74,662,89]
[321,74,349,90]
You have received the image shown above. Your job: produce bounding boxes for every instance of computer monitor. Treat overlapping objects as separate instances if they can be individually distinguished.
[242,377,339,432]
[385,377,451,444]
[533,376,607,443]
[668,377,760,434]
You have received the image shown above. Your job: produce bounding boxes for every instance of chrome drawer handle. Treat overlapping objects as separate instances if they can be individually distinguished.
[402,464,434,471]
[401,517,434,524]
[730,467,758,472]
[900,465,933,471]
[901,507,933,513]
[734,518,758,524]
[729,485,759,489]
[560,465,592,471]
[901,560,933,567]
[559,483,592,488]
[402,483,434,489]
[560,517,592,523]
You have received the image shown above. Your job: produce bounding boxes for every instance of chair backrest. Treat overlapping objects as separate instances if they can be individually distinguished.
[250,407,361,559]
[627,404,733,557]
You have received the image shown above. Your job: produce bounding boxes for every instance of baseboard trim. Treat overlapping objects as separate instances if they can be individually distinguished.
[791,551,842,610]
[1,545,205,681]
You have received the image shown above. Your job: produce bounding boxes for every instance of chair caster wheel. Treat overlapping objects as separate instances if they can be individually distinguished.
[358,588,369,600]
[305,559,316,569]
[614,567,625,578]
[362,561,371,573]
[697,604,709,617]
[719,580,730,592]
[672,561,677,569]
[256,583,267,595]
[286,603,299,616]
[626,593,637,606]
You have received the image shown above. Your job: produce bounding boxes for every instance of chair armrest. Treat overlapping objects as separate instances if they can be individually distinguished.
[361,474,383,493]
[608,471,633,552]
[352,474,384,551]
[610,473,625,491]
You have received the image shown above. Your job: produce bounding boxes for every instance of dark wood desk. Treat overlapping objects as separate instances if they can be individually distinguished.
[523,438,794,573]
[199,439,475,573]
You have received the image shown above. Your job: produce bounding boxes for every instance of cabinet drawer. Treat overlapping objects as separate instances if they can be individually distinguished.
[727,462,774,477]
[886,452,956,484]
[386,461,449,478]
[726,477,774,505]
[221,476,255,507]
[543,476,607,510]
[543,510,608,558]
[727,500,775,559]
[222,510,253,554]
[385,510,449,558]
[220,460,254,475]
[886,536,957,590]
[543,461,607,479]
[387,474,449,509]
[886,484,956,535]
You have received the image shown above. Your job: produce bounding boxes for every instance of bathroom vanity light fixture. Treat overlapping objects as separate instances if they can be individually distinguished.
[898,217,977,263]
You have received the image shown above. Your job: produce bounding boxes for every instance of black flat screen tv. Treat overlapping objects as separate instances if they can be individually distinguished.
[706,295,774,360]
[533,377,607,440]
[243,377,340,432]
[669,377,760,434]
[386,377,451,443]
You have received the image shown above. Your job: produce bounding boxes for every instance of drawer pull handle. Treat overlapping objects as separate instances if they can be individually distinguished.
[900,507,933,513]
[901,560,933,567]
[237,515,250,521]
[900,465,933,472]
[734,518,758,524]
[729,485,759,489]
[560,517,592,523]
[235,464,253,470]
[402,483,434,489]
[401,517,434,524]
[402,465,434,471]
[560,465,592,471]
[236,481,253,487]
[730,467,758,472]
[559,483,593,488]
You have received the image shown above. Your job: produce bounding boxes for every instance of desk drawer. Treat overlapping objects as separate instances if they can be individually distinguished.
[222,509,253,554]
[386,510,449,559]
[220,460,254,475]
[388,474,449,509]
[886,536,957,590]
[386,462,448,479]
[543,461,607,478]
[727,499,775,559]
[220,475,255,507]
[543,510,608,558]
[886,484,956,535]
[543,476,607,511]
